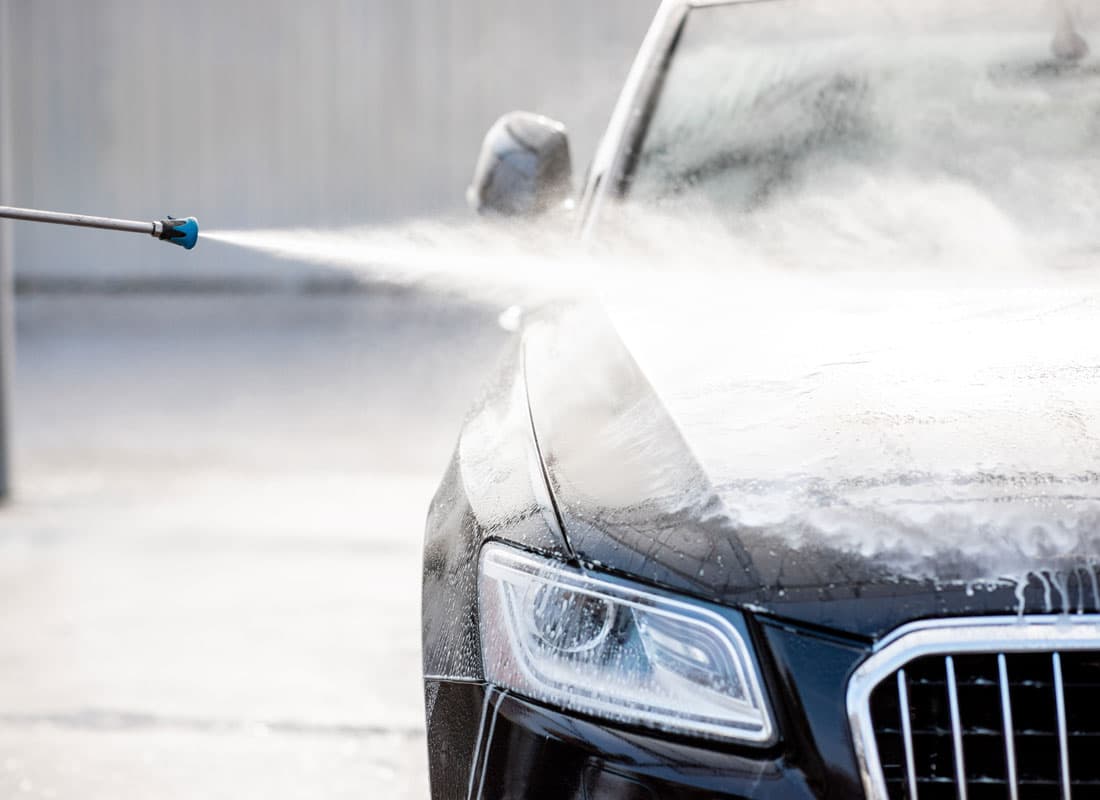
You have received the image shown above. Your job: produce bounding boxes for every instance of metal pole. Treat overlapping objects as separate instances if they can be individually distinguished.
[0,205,158,236]
[0,207,199,249]
[0,0,13,502]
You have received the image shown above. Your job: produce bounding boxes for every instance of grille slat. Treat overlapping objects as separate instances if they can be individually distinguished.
[851,620,1100,800]
[1052,653,1071,800]
[898,669,920,800]
[997,654,1019,800]
[945,656,970,800]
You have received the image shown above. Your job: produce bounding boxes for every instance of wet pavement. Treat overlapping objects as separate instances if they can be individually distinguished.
[0,292,507,799]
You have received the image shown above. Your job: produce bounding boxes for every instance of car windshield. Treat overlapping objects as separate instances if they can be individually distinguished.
[620,0,1100,261]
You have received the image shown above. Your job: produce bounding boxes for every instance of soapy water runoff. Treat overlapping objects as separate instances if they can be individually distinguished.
[205,4,1100,614]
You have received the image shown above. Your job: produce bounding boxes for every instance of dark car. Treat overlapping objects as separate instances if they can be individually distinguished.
[423,1,1100,798]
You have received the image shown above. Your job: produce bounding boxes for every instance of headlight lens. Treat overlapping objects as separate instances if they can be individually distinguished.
[477,543,775,744]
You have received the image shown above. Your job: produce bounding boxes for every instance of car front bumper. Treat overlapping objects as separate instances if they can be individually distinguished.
[424,679,828,800]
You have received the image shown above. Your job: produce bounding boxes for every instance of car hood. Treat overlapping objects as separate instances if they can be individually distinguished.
[523,276,1100,639]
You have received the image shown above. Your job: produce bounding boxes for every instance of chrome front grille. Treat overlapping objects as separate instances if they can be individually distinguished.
[847,617,1100,800]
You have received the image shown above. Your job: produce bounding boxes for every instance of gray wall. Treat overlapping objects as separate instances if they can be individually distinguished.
[4,0,655,281]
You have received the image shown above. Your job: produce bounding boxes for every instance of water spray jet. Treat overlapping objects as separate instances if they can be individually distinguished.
[0,205,199,250]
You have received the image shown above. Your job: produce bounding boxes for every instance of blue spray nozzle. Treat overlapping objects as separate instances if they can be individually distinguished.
[159,216,199,250]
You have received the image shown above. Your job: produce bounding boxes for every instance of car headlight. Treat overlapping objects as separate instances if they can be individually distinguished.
[477,542,775,744]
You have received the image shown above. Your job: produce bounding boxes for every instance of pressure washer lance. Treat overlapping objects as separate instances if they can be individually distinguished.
[0,205,199,250]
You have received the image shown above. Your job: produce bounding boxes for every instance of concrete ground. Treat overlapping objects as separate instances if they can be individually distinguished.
[0,292,507,799]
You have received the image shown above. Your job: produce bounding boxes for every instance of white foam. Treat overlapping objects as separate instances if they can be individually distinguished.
[200,5,1100,592]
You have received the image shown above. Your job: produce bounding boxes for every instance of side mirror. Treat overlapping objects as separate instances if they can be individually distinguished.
[468,112,574,219]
